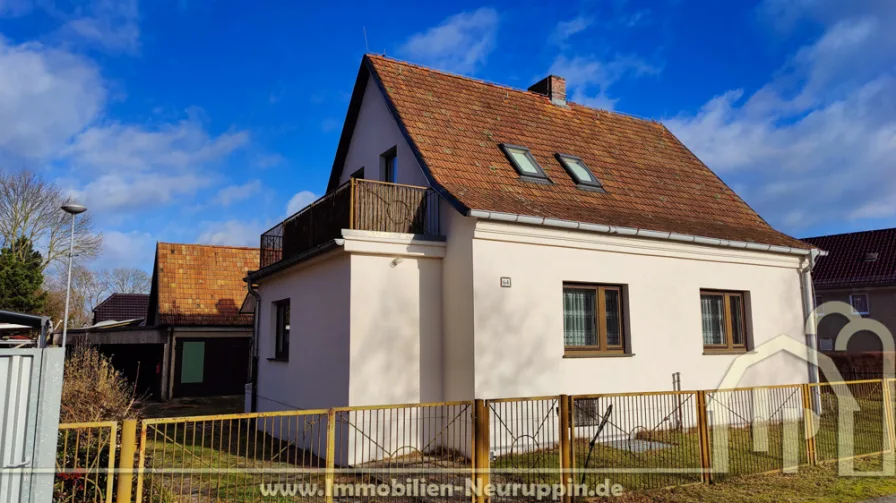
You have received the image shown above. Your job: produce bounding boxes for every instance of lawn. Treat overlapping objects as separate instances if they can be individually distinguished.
[609,457,896,503]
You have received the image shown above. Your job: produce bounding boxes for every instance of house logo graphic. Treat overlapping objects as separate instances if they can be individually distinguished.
[711,300,895,476]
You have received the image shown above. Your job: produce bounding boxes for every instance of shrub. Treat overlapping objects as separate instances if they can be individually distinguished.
[60,344,142,423]
[56,345,143,502]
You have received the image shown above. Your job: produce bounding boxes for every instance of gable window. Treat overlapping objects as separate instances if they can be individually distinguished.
[382,147,397,183]
[556,153,605,190]
[500,144,550,181]
[819,338,834,351]
[701,290,747,353]
[850,293,870,315]
[563,283,625,356]
[814,294,824,316]
[274,299,290,360]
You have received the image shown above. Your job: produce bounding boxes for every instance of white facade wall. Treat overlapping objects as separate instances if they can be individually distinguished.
[346,239,444,406]
[441,209,476,401]
[338,79,428,187]
[255,253,352,412]
[469,220,809,400]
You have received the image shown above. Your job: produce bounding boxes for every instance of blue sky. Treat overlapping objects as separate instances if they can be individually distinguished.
[0,0,894,272]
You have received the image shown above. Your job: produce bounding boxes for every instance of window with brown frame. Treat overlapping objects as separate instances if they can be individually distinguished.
[700,290,747,353]
[274,299,290,360]
[563,284,625,356]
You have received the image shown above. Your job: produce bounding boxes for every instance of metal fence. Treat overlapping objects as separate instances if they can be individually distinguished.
[812,380,889,464]
[570,391,702,490]
[487,396,563,489]
[54,421,118,503]
[135,410,329,503]
[705,384,807,480]
[56,378,896,502]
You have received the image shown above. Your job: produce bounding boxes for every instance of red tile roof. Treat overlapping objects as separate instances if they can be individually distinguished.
[336,55,807,249]
[802,228,896,288]
[151,243,259,326]
[92,293,149,324]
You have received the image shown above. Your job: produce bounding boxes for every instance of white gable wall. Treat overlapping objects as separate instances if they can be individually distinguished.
[337,78,429,188]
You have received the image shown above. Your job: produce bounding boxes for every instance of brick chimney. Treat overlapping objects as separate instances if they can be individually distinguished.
[528,75,566,106]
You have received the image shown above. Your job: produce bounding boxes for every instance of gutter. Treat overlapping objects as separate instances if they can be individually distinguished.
[468,209,814,257]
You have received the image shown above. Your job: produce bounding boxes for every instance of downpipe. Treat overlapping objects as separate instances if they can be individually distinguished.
[247,282,261,413]
[800,249,822,414]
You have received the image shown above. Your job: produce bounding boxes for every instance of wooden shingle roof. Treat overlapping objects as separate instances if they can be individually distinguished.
[331,55,807,250]
[151,242,259,326]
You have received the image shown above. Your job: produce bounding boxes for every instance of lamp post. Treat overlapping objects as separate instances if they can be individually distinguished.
[60,203,87,348]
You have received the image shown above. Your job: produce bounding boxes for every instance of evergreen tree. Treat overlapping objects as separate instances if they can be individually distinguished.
[0,237,47,314]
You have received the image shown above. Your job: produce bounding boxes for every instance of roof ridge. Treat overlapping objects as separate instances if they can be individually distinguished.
[365,53,662,127]
[157,241,260,251]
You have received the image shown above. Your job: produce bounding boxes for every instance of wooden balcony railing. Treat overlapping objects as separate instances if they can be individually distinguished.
[259,179,442,269]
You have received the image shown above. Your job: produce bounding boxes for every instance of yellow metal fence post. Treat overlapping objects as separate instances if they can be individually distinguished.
[326,409,336,503]
[802,383,817,466]
[105,423,118,503]
[133,422,147,503]
[115,419,137,503]
[474,399,490,503]
[558,395,572,503]
[696,390,712,484]
[882,379,895,454]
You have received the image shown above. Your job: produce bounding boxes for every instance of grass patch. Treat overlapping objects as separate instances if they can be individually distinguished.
[609,457,896,503]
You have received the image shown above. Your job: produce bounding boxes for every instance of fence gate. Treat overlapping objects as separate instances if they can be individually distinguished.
[0,348,64,503]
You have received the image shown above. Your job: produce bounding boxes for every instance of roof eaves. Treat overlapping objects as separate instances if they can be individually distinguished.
[469,209,814,256]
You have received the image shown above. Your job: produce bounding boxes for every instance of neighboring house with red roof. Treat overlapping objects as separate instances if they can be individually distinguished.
[70,242,258,399]
[247,55,823,414]
[92,293,150,325]
[803,228,896,352]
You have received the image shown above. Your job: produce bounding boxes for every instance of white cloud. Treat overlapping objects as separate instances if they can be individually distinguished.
[255,153,284,168]
[551,16,592,45]
[59,113,250,212]
[59,0,141,53]
[0,37,105,162]
[61,116,249,173]
[399,7,499,74]
[286,190,318,215]
[549,54,661,110]
[214,180,262,207]
[100,230,154,270]
[0,0,31,16]
[197,220,264,247]
[665,1,896,230]
[74,172,214,212]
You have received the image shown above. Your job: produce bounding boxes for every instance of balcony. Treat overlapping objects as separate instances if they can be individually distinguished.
[260,180,442,269]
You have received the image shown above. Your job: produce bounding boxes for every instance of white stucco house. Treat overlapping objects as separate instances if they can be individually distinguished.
[246,55,823,415]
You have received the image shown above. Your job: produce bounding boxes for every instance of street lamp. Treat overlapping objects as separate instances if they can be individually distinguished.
[60,203,87,348]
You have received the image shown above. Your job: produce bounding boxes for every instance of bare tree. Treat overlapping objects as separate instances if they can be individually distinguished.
[45,266,151,327]
[100,268,151,294]
[45,265,107,327]
[0,170,102,270]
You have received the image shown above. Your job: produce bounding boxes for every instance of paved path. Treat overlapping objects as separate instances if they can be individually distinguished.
[862,496,896,503]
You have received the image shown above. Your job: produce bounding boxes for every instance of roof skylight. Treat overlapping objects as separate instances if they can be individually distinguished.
[500,144,549,181]
[556,154,604,190]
